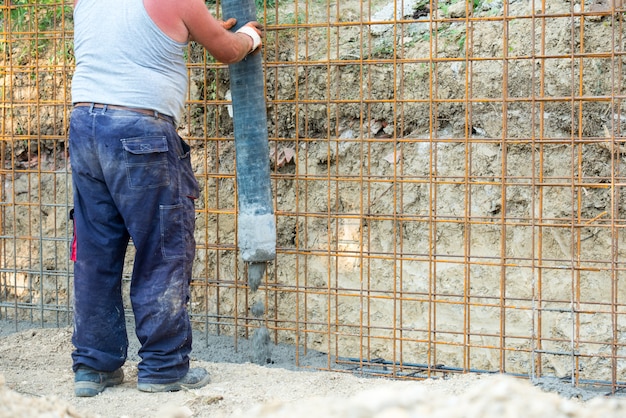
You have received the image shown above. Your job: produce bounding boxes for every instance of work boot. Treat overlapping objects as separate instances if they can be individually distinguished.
[74,366,124,397]
[137,367,210,393]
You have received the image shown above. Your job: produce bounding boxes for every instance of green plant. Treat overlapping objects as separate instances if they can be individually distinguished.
[457,34,466,51]
[438,0,484,15]
[255,0,276,9]
[205,0,276,13]
[280,11,305,25]
[370,38,396,59]
[4,0,73,59]
[7,0,71,31]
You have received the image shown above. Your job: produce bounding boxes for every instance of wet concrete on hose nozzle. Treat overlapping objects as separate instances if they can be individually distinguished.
[250,300,265,317]
[248,261,266,293]
[248,262,271,365]
[252,326,271,365]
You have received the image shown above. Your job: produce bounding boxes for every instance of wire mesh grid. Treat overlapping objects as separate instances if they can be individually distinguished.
[1,0,626,392]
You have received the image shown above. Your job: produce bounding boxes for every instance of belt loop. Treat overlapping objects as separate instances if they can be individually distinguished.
[102,104,108,114]
[153,110,159,120]
[89,103,95,113]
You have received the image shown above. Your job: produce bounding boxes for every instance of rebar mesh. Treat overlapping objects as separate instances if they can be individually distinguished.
[1,0,626,393]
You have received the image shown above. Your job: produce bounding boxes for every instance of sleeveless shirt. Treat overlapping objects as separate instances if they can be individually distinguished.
[71,0,188,123]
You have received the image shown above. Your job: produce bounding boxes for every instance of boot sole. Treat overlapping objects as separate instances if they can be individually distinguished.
[137,373,211,393]
[75,375,124,397]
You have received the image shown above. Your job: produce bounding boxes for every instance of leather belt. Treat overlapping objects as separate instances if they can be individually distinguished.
[73,102,174,124]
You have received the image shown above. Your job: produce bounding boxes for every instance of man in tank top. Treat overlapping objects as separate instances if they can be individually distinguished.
[69,0,263,397]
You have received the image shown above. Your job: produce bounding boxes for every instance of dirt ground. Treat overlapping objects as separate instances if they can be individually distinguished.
[2,320,626,418]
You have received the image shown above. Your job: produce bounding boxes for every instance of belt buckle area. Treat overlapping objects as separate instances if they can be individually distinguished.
[73,102,173,124]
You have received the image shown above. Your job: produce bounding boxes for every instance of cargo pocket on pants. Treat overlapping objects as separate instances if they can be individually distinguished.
[160,203,184,260]
[178,138,200,201]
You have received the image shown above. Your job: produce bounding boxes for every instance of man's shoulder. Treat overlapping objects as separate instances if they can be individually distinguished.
[144,0,191,43]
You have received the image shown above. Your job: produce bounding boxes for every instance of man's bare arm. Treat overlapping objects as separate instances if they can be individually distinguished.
[167,0,263,63]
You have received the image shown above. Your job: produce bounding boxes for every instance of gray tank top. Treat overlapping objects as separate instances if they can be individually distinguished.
[71,0,188,123]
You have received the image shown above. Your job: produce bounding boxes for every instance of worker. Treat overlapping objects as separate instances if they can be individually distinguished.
[69,0,263,397]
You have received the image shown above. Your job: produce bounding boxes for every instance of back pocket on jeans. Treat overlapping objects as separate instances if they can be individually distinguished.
[121,136,169,189]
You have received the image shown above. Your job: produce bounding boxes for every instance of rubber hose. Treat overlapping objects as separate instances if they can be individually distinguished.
[221,0,276,266]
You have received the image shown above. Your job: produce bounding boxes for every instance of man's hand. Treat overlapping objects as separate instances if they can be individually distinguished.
[181,0,264,63]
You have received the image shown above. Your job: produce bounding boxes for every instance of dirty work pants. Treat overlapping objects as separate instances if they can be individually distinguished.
[69,105,199,384]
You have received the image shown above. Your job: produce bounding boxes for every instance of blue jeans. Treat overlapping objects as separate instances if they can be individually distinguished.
[69,104,199,384]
